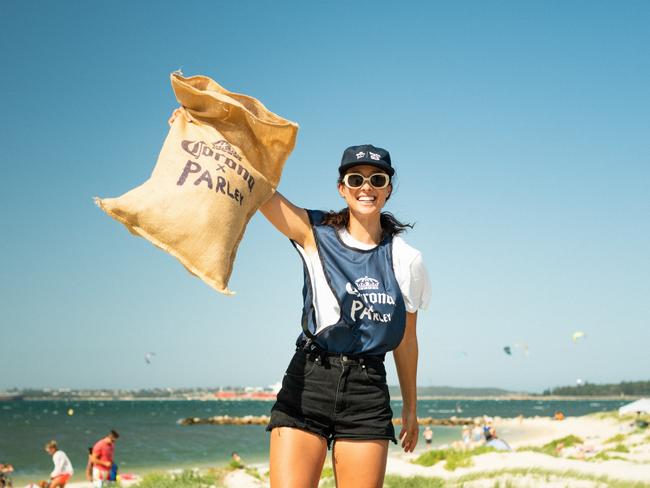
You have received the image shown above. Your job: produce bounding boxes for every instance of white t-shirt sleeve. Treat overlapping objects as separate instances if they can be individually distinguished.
[392,236,431,313]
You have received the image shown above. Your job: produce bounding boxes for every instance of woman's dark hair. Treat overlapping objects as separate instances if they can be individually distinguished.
[324,173,413,238]
[322,208,413,238]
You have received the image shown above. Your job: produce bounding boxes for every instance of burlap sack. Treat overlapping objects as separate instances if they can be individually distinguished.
[95,73,298,294]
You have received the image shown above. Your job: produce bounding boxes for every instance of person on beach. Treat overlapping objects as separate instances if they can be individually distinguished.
[423,426,434,449]
[230,452,243,469]
[90,430,119,487]
[260,144,430,488]
[0,463,14,488]
[85,447,93,481]
[471,419,485,447]
[461,426,471,448]
[43,441,73,487]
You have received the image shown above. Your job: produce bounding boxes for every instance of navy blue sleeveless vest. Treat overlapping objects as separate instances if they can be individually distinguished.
[294,210,407,355]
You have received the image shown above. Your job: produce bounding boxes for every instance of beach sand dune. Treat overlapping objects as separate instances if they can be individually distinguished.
[56,414,649,488]
[386,414,650,486]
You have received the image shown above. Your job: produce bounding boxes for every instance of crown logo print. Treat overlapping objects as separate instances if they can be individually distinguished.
[355,276,380,291]
[212,140,242,161]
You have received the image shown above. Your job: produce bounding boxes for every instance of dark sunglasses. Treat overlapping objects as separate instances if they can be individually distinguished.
[342,172,390,189]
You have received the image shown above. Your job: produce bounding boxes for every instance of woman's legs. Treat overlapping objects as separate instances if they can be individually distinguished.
[332,439,389,488]
[269,427,327,488]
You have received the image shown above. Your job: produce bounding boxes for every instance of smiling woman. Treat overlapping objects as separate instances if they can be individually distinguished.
[258,144,431,488]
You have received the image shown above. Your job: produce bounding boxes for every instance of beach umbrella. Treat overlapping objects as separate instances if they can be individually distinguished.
[619,398,650,415]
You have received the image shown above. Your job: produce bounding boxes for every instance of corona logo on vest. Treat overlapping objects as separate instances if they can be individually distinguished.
[355,276,379,290]
[346,277,396,324]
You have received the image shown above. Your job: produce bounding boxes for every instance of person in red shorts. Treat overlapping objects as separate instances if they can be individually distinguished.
[44,441,73,487]
[90,430,119,487]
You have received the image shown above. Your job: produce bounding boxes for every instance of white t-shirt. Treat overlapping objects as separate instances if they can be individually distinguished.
[51,450,74,477]
[296,228,431,334]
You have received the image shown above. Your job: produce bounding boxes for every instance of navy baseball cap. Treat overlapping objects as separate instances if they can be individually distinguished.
[338,144,394,177]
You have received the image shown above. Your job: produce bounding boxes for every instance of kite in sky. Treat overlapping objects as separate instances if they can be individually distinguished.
[572,331,586,343]
[514,343,530,356]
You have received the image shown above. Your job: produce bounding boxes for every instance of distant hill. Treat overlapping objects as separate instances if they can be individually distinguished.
[543,380,650,397]
[390,386,518,397]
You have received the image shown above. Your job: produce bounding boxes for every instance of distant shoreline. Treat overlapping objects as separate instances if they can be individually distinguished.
[9,394,641,402]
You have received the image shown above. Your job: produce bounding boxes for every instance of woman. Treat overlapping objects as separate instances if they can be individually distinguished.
[260,144,430,488]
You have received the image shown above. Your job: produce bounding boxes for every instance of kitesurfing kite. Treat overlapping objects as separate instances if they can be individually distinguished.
[503,346,512,356]
[514,343,530,356]
[572,331,586,343]
[144,352,156,364]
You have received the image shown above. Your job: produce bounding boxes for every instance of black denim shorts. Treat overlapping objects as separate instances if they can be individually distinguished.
[267,347,396,448]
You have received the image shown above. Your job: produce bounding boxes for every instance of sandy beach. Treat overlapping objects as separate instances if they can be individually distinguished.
[44,412,649,488]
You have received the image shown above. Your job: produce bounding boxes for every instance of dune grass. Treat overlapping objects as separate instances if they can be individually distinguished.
[412,446,496,471]
[605,433,627,444]
[135,464,650,488]
[131,464,264,488]
[453,467,650,487]
[611,443,630,453]
[517,434,584,457]
[320,475,447,488]
[132,470,225,488]
[588,410,620,420]
[322,468,650,487]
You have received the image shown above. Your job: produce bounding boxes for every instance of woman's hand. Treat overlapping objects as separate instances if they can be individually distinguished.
[168,107,192,126]
[399,410,419,452]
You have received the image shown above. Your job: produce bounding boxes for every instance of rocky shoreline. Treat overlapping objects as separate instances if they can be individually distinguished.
[178,415,478,426]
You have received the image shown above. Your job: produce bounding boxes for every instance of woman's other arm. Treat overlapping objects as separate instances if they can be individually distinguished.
[393,311,419,452]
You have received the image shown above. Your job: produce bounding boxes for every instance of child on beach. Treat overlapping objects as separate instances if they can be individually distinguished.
[423,426,434,449]
[43,441,73,487]
[260,144,431,487]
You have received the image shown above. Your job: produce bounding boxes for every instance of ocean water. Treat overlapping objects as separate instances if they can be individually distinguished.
[0,398,627,483]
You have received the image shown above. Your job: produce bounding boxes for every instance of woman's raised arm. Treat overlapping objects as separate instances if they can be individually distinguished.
[259,191,312,248]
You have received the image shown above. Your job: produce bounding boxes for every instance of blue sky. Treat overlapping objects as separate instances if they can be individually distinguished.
[1,1,648,393]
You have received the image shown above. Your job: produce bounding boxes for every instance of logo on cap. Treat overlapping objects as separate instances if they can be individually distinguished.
[355,151,366,159]
[369,151,381,161]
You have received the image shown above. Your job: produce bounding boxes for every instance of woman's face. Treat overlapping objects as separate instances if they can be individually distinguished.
[338,165,392,217]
